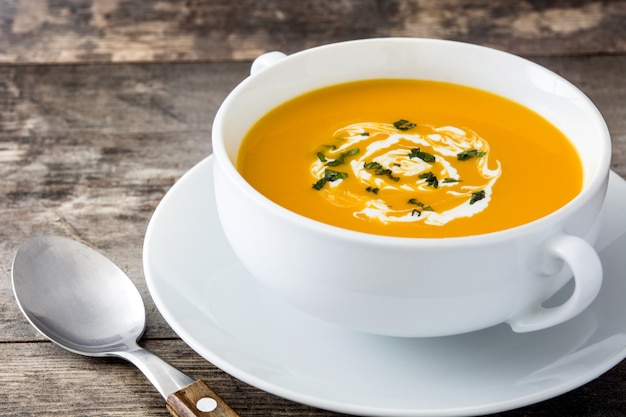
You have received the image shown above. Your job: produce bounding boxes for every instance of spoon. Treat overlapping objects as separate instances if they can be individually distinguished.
[12,235,239,417]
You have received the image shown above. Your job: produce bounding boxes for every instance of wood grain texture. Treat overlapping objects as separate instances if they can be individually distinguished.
[1,55,625,416]
[0,340,335,417]
[0,339,623,417]
[1,2,625,412]
[0,0,624,65]
[167,380,240,417]
[0,62,250,343]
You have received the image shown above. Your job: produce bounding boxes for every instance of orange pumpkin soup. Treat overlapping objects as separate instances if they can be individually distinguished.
[237,79,582,238]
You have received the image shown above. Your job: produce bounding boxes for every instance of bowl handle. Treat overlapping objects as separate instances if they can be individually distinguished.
[507,234,603,332]
[250,51,287,75]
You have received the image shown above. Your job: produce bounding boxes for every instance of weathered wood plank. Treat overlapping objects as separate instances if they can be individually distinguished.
[0,61,246,138]
[0,339,347,416]
[0,0,624,65]
[0,62,250,343]
[0,339,623,416]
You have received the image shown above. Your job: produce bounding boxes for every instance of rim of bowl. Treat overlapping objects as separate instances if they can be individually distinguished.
[212,37,612,248]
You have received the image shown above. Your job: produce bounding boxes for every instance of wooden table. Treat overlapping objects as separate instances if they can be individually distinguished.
[1,1,624,416]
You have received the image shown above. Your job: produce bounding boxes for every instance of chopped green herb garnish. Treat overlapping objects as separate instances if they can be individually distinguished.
[325,148,360,167]
[326,169,348,181]
[363,161,382,170]
[408,148,435,162]
[366,186,379,194]
[457,149,487,161]
[363,161,400,182]
[316,152,326,162]
[418,171,439,188]
[470,190,486,204]
[325,154,344,167]
[312,169,348,190]
[408,198,434,212]
[393,119,417,130]
[360,132,370,136]
[443,178,460,183]
[312,178,326,190]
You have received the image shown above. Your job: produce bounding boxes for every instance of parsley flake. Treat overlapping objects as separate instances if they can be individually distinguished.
[408,148,435,162]
[408,198,434,212]
[470,190,486,204]
[457,149,487,161]
[418,171,439,188]
[325,148,360,167]
[393,119,417,130]
[312,169,348,190]
[363,161,400,182]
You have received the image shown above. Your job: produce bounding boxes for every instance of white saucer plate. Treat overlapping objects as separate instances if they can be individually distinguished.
[144,156,626,417]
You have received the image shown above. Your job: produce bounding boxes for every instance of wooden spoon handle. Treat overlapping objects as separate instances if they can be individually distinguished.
[166,380,239,417]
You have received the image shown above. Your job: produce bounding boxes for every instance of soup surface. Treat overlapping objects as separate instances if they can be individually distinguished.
[237,79,582,238]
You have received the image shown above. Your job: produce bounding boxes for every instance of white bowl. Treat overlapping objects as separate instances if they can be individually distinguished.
[212,38,611,337]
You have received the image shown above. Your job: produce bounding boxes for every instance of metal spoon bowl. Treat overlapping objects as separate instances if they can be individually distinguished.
[12,235,238,417]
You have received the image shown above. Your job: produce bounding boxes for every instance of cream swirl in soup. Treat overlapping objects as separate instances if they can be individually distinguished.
[311,121,502,226]
[238,79,582,238]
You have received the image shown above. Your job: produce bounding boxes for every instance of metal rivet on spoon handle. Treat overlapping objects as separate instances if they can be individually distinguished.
[11,235,239,417]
